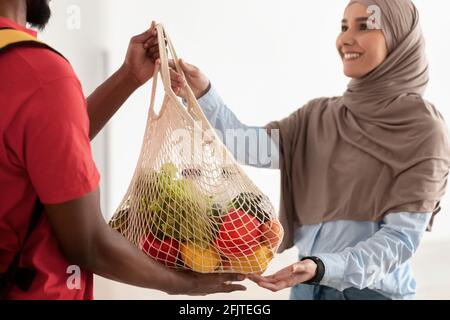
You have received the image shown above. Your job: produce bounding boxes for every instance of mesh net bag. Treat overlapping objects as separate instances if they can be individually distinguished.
[109,24,284,274]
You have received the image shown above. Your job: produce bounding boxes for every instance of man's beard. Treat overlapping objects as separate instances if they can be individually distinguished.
[26,0,51,30]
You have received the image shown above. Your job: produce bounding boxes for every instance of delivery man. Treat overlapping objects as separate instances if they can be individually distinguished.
[0,0,246,299]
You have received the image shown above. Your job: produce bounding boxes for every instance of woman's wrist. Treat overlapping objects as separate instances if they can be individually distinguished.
[195,81,212,99]
[301,256,325,285]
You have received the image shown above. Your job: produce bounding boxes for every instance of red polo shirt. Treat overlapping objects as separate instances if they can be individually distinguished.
[0,17,100,299]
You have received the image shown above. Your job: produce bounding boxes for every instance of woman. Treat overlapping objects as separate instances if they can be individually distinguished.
[168,0,450,299]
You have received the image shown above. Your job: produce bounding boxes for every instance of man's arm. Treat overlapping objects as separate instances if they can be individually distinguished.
[86,65,140,141]
[45,189,246,296]
[87,22,160,140]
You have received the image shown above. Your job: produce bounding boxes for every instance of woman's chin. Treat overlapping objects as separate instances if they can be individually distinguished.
[343,68,367,79]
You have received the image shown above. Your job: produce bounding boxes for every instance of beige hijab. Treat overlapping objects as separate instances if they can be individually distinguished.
[267,0,450,252]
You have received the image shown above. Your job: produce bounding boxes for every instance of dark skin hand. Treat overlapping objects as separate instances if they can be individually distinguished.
[87,21,161,140]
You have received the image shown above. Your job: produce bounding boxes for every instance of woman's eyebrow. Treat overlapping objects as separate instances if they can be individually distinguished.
[341,17,369,23]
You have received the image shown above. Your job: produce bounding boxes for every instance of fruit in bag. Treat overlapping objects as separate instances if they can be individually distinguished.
[260,219,283,250]
[180,242,221,273]
[109,25,283,274]
[137,163,213,245]
[215,209,261,257]
[227,245,273,274]
[140,233,179,267]
[229,192,270,223]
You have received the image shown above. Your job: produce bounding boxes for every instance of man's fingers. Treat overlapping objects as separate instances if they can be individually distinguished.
[213,273,246,284]
[134,21,157,44]
[132,28,153,43]
[150,21,156,33]
[147,46,160,58]
[144,36,159,49]
[202,273,246,285]
[219,283,247,293]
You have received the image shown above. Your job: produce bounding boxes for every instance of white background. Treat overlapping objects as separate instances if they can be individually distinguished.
[40,0,450,299]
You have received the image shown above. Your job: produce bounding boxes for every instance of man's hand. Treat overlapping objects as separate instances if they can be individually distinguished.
[168,59,211,99]
[170,271,247,296]
[247,259,317,292]
[121,21,160,87]
[87,21,161,139]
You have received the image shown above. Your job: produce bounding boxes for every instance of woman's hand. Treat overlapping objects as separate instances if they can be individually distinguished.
[120,21,160,88]
[168,59,211,99]
[248,259,317,292]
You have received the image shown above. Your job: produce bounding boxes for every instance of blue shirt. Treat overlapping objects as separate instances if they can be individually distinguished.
[196,86,431,300]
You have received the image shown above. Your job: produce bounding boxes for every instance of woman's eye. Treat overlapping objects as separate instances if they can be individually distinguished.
[360,23,368,31]
[341,25,348,32]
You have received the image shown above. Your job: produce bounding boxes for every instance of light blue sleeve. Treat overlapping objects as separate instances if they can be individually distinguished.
[196,85,279,169]
[315,212,432,291]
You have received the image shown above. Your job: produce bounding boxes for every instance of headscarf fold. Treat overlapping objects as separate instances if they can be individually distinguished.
[267,0,450,252]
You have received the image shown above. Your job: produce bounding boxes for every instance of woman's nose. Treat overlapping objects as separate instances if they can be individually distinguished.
[339,31,357,47]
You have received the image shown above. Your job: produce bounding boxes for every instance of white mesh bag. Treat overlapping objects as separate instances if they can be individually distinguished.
[109,24,283,274]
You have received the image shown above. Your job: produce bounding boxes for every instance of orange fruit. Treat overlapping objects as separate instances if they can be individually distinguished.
[180,242,220,273]
[260,219,283,249]
[228,245,274,274]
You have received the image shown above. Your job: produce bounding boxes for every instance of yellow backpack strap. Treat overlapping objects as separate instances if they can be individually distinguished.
[0,28,66,61]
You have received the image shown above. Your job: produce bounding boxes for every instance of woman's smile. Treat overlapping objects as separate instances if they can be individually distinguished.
[342,52,364,61]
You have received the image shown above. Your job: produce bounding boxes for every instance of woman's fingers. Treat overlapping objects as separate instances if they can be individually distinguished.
[265,266,294,282]
[255,280,288,292]
[250,263,316,292]
[179,59,197,74]
[255,274,305,292]
[169,69,185,84]
[169,69,186,96]
[247,274,265,283]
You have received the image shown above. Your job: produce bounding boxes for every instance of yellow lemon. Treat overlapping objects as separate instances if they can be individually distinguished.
[180,242,220,273]
[228,245,274,274]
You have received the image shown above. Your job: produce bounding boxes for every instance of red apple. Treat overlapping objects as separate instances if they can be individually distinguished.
[140,233,179,267]
[215,209,262,257]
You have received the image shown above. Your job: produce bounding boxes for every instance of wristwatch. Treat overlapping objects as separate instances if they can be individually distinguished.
[300,256,325,286]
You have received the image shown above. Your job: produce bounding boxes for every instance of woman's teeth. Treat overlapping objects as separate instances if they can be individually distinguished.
[344,53,362,60]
